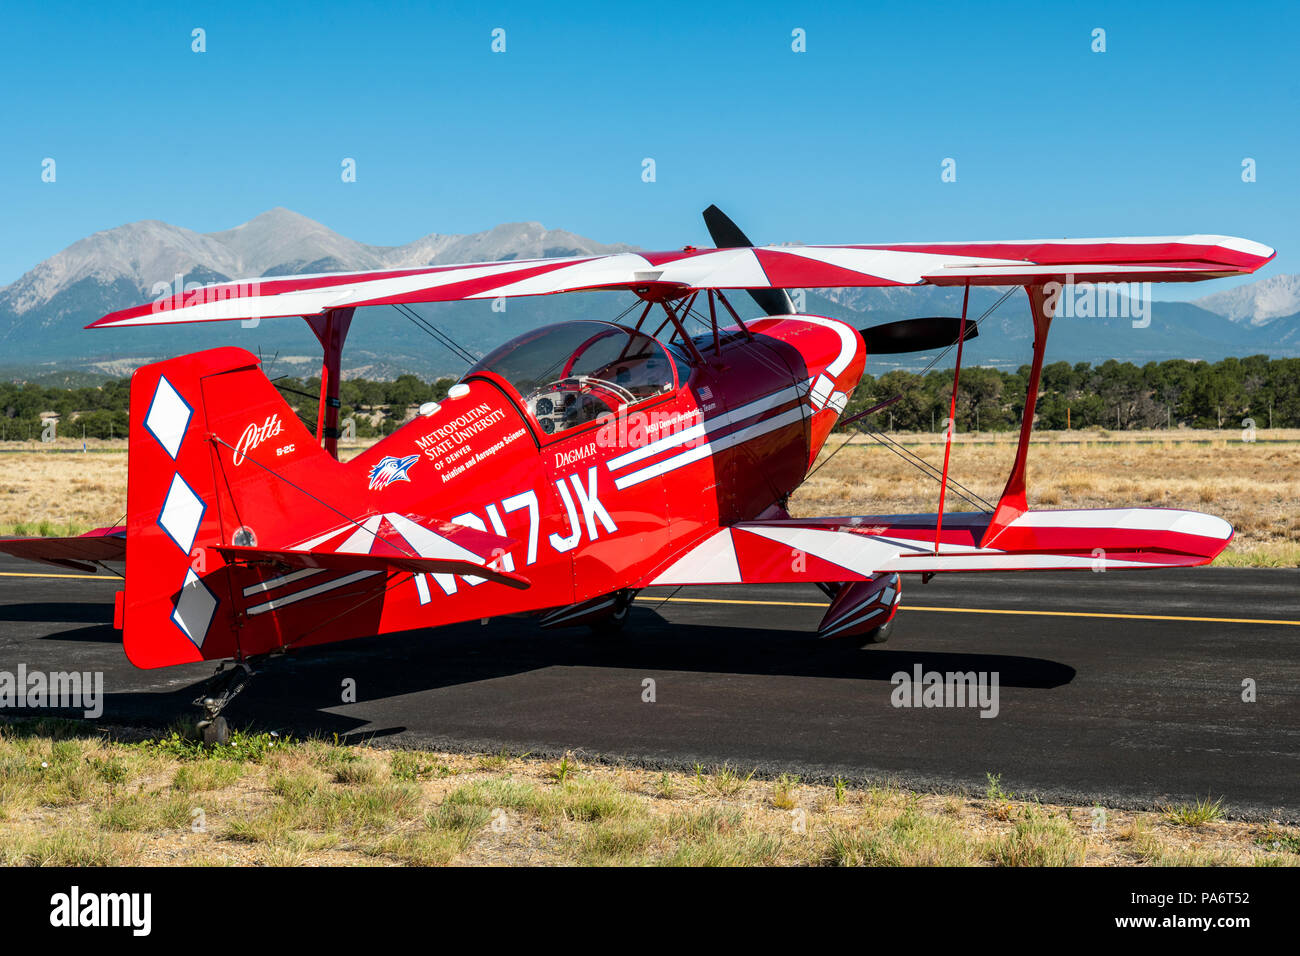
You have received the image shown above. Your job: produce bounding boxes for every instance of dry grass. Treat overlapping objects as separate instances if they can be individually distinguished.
[0,721,1293,867]
[0,439,368,536]
[1,431,1297,564]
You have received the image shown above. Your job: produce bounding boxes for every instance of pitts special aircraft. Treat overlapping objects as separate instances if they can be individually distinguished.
[0,207,1275,741]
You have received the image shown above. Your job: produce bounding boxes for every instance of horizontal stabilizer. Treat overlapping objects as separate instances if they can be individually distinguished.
[215,545,531,590]
[0,527,125,572]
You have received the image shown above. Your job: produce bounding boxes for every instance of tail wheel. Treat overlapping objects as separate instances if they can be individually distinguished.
[200,716,230,746]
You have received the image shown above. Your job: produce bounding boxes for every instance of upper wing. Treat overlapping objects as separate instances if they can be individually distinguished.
[641,508,1234,586]
[87,236,1275,328]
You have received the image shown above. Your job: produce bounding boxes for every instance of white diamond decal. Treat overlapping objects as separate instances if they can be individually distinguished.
[172,568,217,647]
[158,473,205,554]
[144,375,191,459]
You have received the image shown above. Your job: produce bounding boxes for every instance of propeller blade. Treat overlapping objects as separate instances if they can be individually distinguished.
[702,205,795,317]
[702,204,756,248]
[860,317,979,355]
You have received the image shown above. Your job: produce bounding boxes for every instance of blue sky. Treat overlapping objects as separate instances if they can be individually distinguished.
[2,0,1296,297]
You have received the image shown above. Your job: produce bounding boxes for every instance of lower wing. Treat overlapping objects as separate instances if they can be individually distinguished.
[642,508,1232,585]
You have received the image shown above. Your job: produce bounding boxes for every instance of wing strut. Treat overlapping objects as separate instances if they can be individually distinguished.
[933,283,970,553]
[302,307,354,459]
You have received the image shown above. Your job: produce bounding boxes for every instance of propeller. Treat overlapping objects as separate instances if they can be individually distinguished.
[859,316,978,354]
[702,206,977,354]
[702,204,795,317]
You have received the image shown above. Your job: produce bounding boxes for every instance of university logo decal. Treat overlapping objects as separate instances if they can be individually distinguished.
[368,454,419,490]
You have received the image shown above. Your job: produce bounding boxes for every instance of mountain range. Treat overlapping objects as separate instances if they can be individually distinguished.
[2,208,1296,382]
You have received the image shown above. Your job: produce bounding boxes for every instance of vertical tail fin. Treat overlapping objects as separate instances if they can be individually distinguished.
[124,347,337,667]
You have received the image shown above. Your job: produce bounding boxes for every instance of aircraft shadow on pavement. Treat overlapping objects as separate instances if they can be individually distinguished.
[26,624,121,644]
[0,602,114,626]
[16,605,1074,741]
[56,605,1073,739]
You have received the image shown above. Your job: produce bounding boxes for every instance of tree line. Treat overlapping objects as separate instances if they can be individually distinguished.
[840,355,1300,432]
[0,374,454,441]
[2,356,1297,440]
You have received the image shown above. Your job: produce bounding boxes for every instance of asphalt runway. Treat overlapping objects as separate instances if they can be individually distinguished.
[1,556,1296,819]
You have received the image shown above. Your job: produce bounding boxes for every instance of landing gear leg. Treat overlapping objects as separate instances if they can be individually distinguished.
[193,661,254,745]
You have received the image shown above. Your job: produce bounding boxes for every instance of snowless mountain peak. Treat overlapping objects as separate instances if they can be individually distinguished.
[0,208,636,317]
[1193,273,1300,326]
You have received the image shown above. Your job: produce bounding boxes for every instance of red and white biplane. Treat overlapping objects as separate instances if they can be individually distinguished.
[0,207,1274,740]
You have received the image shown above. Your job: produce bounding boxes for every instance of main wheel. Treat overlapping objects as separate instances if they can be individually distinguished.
[860,618,893,645]
[588,603,629,636]
[587,590,635,636]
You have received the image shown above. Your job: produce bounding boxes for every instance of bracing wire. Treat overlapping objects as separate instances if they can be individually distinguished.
[392,303,479,367]
[803,285,1021,510]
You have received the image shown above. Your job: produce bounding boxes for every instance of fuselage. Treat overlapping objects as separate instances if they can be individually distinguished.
[340,314,865,626]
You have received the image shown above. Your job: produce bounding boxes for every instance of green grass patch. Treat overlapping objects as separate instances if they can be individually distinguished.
[0,828,139,866]
[985,812,1086,866]
[1162,796,1225,827]
[138,729,287,763]
[693,763,755,798]
[1255,831,1300,854]
[827,803,980,866]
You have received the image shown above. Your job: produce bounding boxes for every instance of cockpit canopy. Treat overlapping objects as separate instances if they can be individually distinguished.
[465,321,682,436]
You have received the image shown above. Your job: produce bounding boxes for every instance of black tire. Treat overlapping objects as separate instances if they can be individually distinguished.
[587,590,634,636]
[860,618,893,645]
[201,716,229,746]
[588,604,628,636]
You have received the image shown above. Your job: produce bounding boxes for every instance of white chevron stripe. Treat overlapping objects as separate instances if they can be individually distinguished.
[607,381,807,473]
[383,512,486,563]
[738,525,901,577]
[246,570,379,616]
[463,254,654,298]
[337,514,384,554]
[612,405,805,490]
[106,259,578,325]
[241,566,322,597]
[772,246,998,284]
[649,529,740,585]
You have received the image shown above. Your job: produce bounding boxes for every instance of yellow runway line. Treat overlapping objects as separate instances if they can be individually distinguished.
[0,571,112,581]
[6,572,1296,627]
[637,595,1300,627]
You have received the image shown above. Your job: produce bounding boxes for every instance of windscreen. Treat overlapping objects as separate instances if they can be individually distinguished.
[466,321,679,435]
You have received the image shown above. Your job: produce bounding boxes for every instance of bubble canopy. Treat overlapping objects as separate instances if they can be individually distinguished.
[464,321,683,436]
